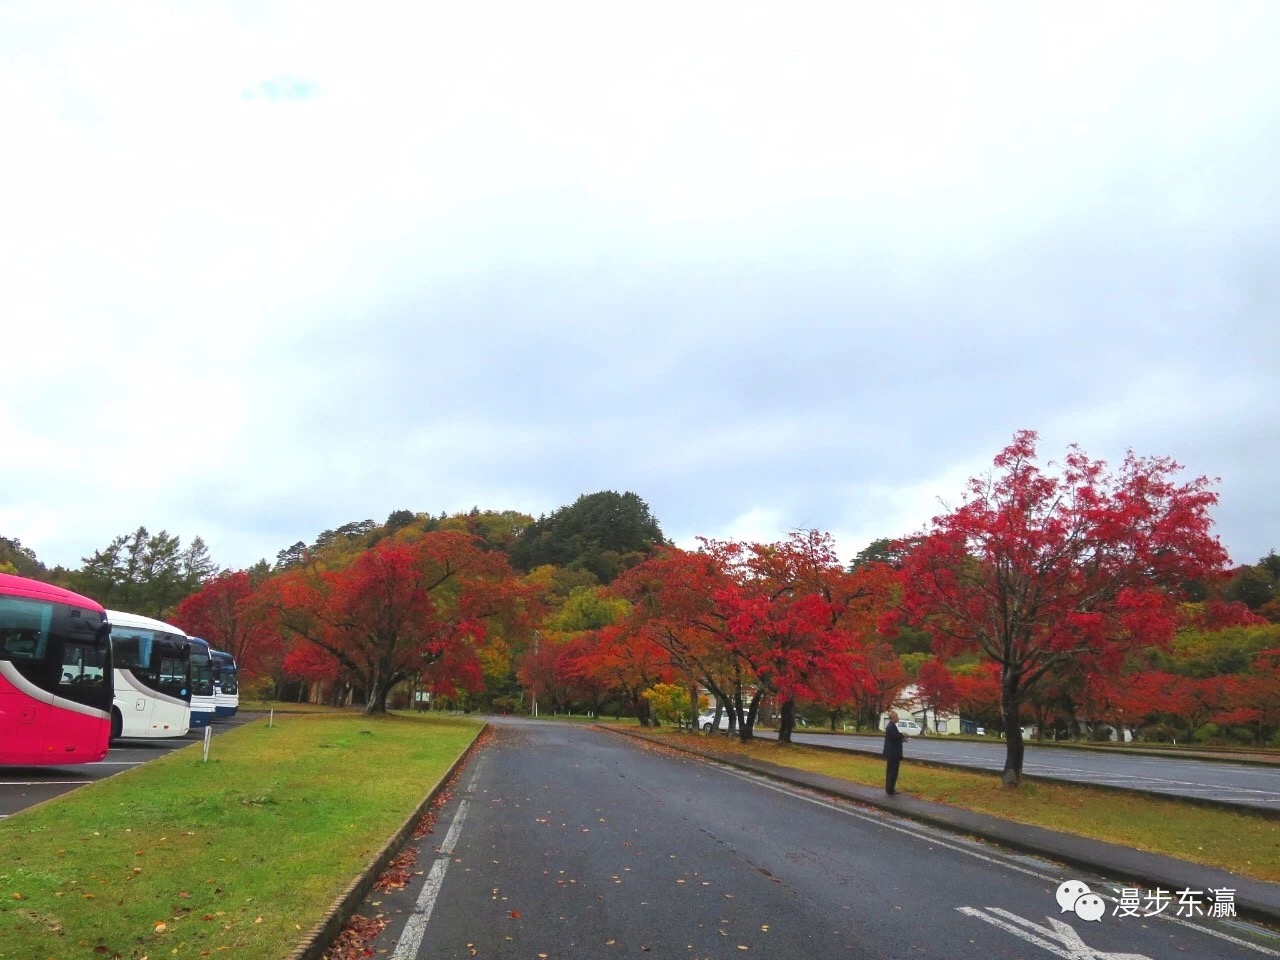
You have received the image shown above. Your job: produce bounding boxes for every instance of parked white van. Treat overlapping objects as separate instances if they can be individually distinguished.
[883,716,923,737]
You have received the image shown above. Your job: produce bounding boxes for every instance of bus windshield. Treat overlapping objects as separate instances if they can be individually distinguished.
[188,643,214,697]
[210,649,239,717]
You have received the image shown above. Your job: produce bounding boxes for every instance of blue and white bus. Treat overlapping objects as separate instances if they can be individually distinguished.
[106,609,191,739]
[185,636,216,729]
[210,648,239,718]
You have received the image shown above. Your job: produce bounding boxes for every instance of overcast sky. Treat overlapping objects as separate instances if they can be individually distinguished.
[2,1,1277,573]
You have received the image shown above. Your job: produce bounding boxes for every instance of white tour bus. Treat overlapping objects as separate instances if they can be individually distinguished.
[106,609,192,739]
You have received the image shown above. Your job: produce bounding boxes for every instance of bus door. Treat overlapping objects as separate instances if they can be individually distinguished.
[153,646,190,735]
[0,616,53,765]
[112,634,156,737]
[48,621,112,761]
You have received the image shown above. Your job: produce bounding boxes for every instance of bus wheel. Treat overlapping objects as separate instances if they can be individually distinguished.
[110,709,122,741]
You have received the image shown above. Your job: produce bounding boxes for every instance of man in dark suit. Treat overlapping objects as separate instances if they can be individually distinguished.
[883,710,908,795]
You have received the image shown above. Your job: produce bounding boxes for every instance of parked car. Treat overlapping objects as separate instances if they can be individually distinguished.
[887,717,924,737]
[699,711,732,731]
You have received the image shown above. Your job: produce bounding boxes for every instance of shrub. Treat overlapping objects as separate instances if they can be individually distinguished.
[1193,722,1220,744]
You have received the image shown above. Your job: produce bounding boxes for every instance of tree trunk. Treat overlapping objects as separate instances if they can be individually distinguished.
[778,697,795,744]
[365,681,392,715]
[1000,664,1025,786]
[738,690,762,743]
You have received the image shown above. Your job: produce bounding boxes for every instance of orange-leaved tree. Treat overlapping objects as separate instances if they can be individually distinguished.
[563,622,676,726]
[896,430,1230,785]
[612,546,753,731]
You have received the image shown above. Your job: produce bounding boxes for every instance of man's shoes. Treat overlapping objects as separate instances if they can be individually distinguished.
[886,790,896,795]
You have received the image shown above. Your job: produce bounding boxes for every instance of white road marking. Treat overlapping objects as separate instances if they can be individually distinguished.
[720,764,1280,956]
[390,759,484,960]
[958,907,1152,959]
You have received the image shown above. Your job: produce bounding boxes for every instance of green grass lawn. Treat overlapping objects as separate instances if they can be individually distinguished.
[0,713,481,960]
[627,726,1280,883]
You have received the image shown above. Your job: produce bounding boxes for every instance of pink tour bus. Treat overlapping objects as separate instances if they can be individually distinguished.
[0,573,113,765]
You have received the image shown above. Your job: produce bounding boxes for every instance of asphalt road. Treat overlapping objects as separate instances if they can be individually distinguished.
[0,713,257,819]
[765,730,1280,809]
[346,718,1280,960]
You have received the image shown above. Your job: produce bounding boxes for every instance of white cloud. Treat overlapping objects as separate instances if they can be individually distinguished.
[2,1,1278,572]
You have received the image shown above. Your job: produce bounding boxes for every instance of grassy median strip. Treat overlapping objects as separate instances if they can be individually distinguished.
[0,713,482,960]
[643,728,1280,883]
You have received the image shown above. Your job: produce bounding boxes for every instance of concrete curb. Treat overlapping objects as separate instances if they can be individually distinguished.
[781,736,1280,821]
[604,726,1280,928]
[286,723,488,960]
[828,729,1280,769]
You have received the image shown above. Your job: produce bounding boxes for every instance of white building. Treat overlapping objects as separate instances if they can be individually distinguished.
[881,684,977,736]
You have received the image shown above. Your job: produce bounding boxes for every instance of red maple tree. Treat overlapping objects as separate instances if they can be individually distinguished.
[612,546,757,733]
[174,570,283,682]
[845,640,909,731]
[1214,650,1280,743]
[266,531,532,714]
[712,531,874,742]
[896,430,1230,784]
[914,658,960,734]
[563,623,675,726]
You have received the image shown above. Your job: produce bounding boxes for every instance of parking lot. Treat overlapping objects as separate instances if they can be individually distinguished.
[0,712,258,820]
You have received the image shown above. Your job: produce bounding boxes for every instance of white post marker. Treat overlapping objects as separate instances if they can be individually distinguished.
[269,708,274,727]
[957,908,1152,960]
[202,724,212,762]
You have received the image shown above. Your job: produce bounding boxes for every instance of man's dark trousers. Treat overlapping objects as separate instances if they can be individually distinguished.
[885,754,901,794]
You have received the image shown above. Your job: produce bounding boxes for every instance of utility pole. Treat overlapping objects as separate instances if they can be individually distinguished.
[531,631,539,718]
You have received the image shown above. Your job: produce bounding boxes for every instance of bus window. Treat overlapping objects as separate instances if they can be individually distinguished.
[60,642,108,686]
[158,656,187,687]
[111,635,149,670]
[1,628,47,660]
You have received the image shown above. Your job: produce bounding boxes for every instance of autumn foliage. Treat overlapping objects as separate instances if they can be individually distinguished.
[265,531,534,714]
[90,454,1280,764]
[894,430,1232,784]
[174,570,282,681]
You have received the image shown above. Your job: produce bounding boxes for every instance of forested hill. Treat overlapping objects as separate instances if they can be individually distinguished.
[2,490,671,617]
[507,491,669,583]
